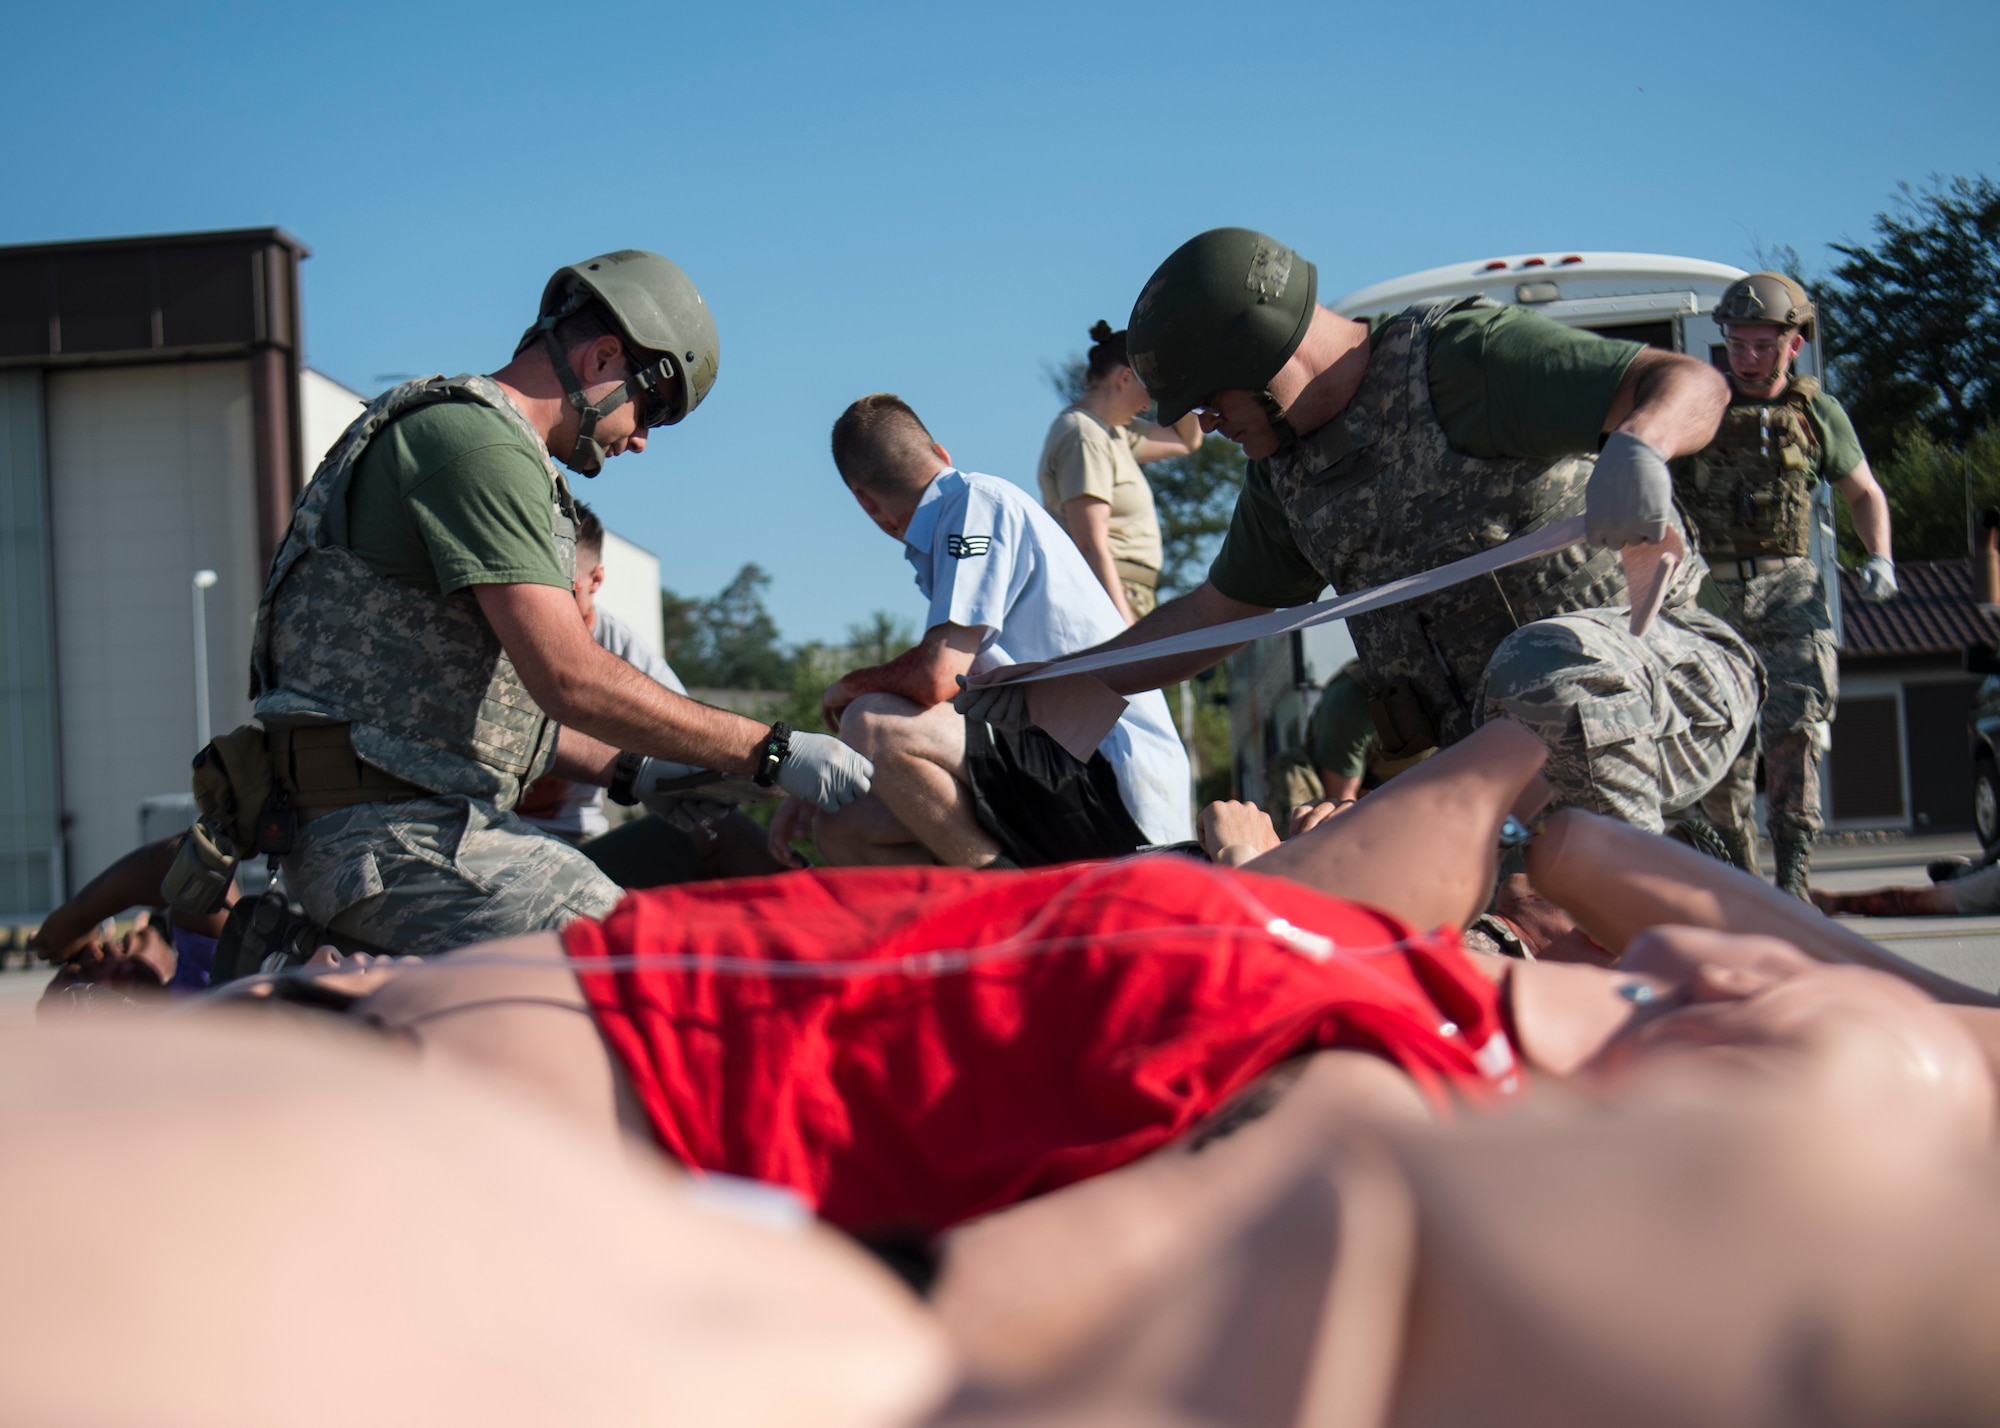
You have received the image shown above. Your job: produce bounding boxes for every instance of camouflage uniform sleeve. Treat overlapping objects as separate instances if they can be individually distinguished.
[1206,460,1327,608]
[1807,391,1867,481]
[1426,306,1645,463]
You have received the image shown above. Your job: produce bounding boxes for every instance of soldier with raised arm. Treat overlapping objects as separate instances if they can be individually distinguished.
[961,227,1760,834]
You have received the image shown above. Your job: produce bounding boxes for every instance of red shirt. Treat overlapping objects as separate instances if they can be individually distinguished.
[565,857,1518,1236]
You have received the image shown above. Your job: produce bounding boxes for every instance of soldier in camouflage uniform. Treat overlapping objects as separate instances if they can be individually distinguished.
[250,252,872,955]
[1678,273,1897,898]
[960,228,1757,833]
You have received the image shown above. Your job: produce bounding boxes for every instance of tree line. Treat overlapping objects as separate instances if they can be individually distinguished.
[1812,174,2000,559]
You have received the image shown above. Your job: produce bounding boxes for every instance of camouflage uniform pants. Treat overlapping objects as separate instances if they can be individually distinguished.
[1478,605,1762,833]
[1262,750,1326,826]
[282,794,624,956]
[1695,560,1837,843]
[1121,580,1159,620]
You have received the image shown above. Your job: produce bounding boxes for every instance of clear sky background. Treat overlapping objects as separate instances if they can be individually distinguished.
[4,0,1993,645]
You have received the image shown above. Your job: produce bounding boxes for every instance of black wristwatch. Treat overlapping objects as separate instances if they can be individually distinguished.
[752,722,793,788]
[607,750,647,806]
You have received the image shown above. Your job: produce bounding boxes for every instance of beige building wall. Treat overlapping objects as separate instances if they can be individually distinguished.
[595,528,665,658]
[301,367,366,472]
[47,363,262,885]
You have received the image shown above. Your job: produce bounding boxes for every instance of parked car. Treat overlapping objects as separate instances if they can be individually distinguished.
[1963,644,2000,852]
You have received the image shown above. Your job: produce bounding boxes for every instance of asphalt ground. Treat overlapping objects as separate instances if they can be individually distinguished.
[6,833,1998,1028]
[1807,832,2000,995]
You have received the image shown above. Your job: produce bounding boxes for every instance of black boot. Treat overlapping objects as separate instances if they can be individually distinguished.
[1774,835,1814,902]
[1669,817,1754,874]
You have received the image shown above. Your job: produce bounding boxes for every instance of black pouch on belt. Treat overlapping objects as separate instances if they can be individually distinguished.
[190,723,276,855]
[1367,682,1439,762]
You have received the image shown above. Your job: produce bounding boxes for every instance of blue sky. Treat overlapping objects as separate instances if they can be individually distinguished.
[4,0,1993,645]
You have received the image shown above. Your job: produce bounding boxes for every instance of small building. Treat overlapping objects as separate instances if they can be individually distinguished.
[0,229,314,917]
[1826,559,1999,833]
[0,227,666,920]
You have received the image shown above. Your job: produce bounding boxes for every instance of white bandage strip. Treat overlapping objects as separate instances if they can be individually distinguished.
[1000,515,1592,686]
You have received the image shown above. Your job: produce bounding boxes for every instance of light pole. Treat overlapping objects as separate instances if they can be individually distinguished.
[191,570,218,749]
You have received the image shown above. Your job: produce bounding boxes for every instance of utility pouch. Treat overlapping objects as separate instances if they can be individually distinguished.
[212,893,324,986]
[1368,682,1439,762]
[191,723,276,854]
[160,816,240,919]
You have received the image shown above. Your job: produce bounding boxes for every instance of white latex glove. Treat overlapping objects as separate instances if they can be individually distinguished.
[776,732,873,811]
[951,674,1034,732]
[1858,553,1898,602]
[1586,431,1674,548]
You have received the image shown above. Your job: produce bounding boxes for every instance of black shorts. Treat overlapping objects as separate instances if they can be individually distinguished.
[964,718,1148,867]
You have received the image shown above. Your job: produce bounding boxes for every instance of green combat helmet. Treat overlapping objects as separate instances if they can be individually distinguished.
[523,250,721,476]
[1127,228,1319,443]
[1714,271,1816,342]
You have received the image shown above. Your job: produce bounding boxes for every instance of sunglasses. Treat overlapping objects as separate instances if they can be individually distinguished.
[626,353,686,428]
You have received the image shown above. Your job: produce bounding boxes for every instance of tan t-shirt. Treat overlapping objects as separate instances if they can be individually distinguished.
[1037,403,1164,572]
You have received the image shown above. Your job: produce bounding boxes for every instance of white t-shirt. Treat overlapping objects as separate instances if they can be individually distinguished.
[520,609,687,839]
[901,469,1193,845]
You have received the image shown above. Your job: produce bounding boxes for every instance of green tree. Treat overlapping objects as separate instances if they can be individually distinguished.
[660,563,793,689]
[1043,357,1245,596]
[1835,422,2000,561]
[1146,437,1245,595]
[659,588,701,671]
[844,610,917,668]
[1821,175,2000,459]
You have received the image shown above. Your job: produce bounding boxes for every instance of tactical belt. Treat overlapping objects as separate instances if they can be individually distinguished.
[1709,554,1802,582]
[268,724,430,824]
[1113,559,1160,591]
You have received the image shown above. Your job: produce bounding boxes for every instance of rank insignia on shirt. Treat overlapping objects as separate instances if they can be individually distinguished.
[947,534,992,558]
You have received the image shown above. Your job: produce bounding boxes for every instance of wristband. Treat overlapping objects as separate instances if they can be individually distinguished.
[752,722,793,788]
[607,750,646,806]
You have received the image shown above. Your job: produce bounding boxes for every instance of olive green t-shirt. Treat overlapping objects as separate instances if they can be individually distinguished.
[1207,306,1645,609]
[1787,386,1866,482]
[344,400,570,597]
[1307,669,1378,782]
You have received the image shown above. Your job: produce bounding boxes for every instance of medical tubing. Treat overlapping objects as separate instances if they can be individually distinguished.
[191,856,1469,1038]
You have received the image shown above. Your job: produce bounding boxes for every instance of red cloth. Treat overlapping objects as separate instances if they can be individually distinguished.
[564,858,1519,1236]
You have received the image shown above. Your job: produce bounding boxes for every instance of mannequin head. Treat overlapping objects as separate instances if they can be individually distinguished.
[1511,926,1994,1137]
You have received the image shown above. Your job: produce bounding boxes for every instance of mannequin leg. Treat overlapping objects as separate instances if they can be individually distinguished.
[1525,809,1999,1008]
[1242,720,1551,932]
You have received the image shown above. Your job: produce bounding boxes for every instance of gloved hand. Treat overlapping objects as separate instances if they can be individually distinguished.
[1858,553,1898,602]
[1586,431,1674,548]
[776,732,873,811]
[951,673,1035,732]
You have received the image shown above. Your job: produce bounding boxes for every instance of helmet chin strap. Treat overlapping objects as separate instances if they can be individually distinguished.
[1257,389,1300,453]
[539,325,634,479]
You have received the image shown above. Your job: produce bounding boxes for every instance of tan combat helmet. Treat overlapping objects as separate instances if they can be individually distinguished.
[1715,271,1816,342]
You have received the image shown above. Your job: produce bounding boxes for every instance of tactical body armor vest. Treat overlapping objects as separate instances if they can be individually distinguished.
[1265,298,1706,749]
[1677,376,1823,559]
[251,375,577,809]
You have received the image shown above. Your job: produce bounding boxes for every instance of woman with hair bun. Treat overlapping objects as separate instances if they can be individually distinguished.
[1037,321,1203,624]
